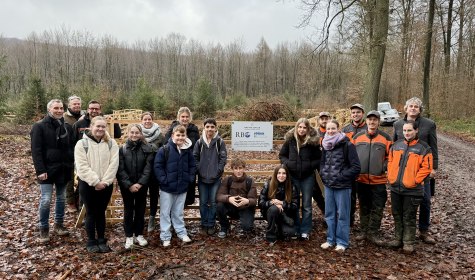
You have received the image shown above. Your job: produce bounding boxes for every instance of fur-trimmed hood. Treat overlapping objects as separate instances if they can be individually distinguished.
[284,127,320,146]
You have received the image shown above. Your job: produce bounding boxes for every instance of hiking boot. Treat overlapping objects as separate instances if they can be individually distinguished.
[354,233,367,241]
[53,224,70,236]
[402,244,414,254]
[207,226,217,236]
[86,240,99,253]
[386,239,402,248]
[38,228,49,243]
[367,235,385,247]
[125,237,134,249]
[135,235,148,247]
[147,216,156,233]
[419,230,436,244]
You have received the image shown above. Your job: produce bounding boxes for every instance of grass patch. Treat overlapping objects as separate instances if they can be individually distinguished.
[436,117,475,139]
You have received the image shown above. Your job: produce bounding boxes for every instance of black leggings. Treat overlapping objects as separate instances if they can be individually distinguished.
[79,179,113,242]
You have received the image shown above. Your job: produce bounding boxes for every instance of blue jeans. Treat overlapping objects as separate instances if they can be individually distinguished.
[325,187,352,248]
[38,183,66,229]
[160,191,187,241]
[198,178,221,228]
[418,180,431,231]
[291,175,315,234]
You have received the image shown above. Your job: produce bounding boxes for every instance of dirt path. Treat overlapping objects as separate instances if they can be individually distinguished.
[0,132,474,279]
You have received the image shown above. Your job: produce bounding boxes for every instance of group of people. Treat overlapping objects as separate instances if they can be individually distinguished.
[30,96,437,254]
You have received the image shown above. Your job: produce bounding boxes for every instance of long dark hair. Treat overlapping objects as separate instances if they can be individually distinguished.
[268,164,292,203]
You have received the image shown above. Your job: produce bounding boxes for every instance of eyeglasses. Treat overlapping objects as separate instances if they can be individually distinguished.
[88,107,101,111]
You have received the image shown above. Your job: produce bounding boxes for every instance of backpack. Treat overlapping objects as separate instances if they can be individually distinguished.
[82,138,112,153]
[196,138,222,156]
[226,175,253,194]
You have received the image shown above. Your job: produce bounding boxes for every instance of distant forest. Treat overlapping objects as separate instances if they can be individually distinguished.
[0,1,474,120]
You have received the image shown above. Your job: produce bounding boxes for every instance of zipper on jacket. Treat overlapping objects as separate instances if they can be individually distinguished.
[396,143,410,193]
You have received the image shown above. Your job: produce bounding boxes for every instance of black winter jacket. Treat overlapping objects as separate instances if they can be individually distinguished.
[279,127,321,179]
[165,120,200,147]
[258,180,298,219]
[117,140,154,189]
[30,114,75,184]
[320,137,361,189]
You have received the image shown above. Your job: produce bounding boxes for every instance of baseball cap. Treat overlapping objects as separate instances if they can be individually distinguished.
[350,103,365,111]
[366,110,380,119]
[319,111,331,118]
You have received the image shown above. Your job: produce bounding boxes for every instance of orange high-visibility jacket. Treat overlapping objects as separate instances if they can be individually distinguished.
[353,130,392,185]
[387,138,433,196]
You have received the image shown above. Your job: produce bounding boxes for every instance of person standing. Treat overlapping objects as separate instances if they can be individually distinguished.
[63,95,84,212]
[393,97,438,244]
[279,118,321,240]
[316,111,331,138]
[320,120,361,253]
[193,118,227,235]
[63,95,83,126]
[342,103,367,227]
[31,99,75,243]
[258,165,298,244]
[117,124,154,249]
[353,111,392,245]
[139,112,165,232]
[387,121,433,253]
[155,125,196,247]
[75,116,119,253]
[164,107,200,206]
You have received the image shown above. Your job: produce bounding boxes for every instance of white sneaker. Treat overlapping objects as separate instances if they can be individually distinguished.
[125,237,134,249]
[301,233,309,240]
[320,242,333,250]
[335,245,346,253]
[180,235,192,243]
[135,235,148,247]
[162,240,171,247]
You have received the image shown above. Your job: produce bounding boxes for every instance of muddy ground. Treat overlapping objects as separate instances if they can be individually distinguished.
[0,131,474,279]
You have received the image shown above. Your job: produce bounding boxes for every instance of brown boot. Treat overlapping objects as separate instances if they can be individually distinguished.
[53,223,70,236]
[419,230,436,244]
[367,235,385,247]
[354,233,367,241]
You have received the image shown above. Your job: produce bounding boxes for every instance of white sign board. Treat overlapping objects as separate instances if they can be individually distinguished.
[231,121,273,151]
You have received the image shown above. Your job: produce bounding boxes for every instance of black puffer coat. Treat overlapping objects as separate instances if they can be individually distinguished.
[279,127,321,179]
[30,114,75,184]
[320,137,361,189]
[117,140,154,189]
[258,180,298,219]
[164,120,200,147]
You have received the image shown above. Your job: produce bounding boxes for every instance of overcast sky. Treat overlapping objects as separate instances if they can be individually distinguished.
[0,0,319,51]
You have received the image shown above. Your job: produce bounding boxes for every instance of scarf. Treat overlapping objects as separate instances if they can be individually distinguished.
[322,132,346,151]
[140,123,161,143]
[48,113,69,140]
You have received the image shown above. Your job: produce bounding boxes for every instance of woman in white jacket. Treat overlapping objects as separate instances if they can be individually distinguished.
[75,116,119,253]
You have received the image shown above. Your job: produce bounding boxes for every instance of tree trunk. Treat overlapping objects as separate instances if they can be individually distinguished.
[363,0,389,111]
[423,0,436,118]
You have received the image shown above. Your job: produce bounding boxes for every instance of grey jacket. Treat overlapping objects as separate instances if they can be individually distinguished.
[193,133,227,184]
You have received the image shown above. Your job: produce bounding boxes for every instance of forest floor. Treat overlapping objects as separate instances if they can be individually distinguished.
[0,125,474,279]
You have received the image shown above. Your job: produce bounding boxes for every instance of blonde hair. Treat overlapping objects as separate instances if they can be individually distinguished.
[127,123,146,144]
[177,107,193,122]
[90,116,110,142]
[293,118,312,149]
[172,124,186,135]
